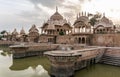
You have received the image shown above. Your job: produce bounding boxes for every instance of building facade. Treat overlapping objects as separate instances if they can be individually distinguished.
[6,7,119,46]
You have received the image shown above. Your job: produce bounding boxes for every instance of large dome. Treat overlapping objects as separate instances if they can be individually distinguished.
[74,16,89,25]
[50,7,63,20]
[50,12,63,20]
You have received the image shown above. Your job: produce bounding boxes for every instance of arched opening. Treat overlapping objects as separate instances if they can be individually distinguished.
[82,37,85,44]
[100,29,102,33]
[78,37,81,44]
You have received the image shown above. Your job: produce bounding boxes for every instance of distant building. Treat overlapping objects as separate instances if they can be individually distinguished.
[28,24,39,42]
[94,14,114,34]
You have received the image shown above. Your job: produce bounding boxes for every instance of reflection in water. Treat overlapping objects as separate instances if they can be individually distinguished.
[31,65,50,77]
[0,47,120,77]
[75,64,120,77]
[9,56,50,77]
[10,56,50,72]
[0,49,50,77]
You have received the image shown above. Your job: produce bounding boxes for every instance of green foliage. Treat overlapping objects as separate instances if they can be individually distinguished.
[0,35,3,40]
[89,13,101,26]
[1,52,7,56]
[0,30,7,40]
[89,18,97,26]
[1,30,6,34]
[59,31,64,35]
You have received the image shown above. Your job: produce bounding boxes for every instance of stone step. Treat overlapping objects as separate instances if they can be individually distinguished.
[101,56,120,60]
[102,61,120,66]
[102,56,120,59]
[101,58,120,62]
[100,56,120,66]
[101,59,120,64]
[102,57,120,59]
[102,60,120,64]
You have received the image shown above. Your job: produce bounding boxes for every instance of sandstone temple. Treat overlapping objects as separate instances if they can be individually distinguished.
[3,7,120,47]
[4,7,120,77]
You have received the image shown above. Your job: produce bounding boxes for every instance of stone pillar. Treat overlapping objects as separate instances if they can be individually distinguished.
[74,27,75,33]
[79,28,80,33]
[85,27,87,33]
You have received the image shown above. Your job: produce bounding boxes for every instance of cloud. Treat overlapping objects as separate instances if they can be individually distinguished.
[0,0,98,32]
[26,0,83,25]
[28,0,64,9]
[79,0,93,3]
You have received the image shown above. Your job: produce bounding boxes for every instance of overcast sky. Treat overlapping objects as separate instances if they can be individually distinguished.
[0,0,120,33]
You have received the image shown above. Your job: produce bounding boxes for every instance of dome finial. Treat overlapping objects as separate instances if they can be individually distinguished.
[103,12,105,17]
[82,11,83,16]
[76,13,78,19]
[56,6,58,12]
[85,11,86,16]
[79,12,80,17]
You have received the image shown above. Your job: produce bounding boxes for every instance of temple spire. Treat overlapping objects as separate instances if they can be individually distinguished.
[76,14,78,19]
[56,6,58,12]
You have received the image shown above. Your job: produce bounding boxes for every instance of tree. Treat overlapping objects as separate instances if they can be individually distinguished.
[0,35,3,40]
[0,30,7,40]
[89,13,101,26]
[59,31,64,35]
[89,18,97,26]
[1,30,7,34]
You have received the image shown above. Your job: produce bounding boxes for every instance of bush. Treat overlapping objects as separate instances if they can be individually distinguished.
[59,31,64,35]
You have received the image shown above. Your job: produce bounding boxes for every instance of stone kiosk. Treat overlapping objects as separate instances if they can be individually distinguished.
[45,49,81,77]
[10,44,29,58]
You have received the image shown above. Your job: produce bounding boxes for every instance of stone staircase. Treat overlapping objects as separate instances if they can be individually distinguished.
[100,55,120,66]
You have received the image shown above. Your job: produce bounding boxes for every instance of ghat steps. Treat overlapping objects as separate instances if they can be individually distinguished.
[100,55,120,66]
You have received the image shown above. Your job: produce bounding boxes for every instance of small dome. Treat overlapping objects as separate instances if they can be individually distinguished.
[78,16,89,22]
[74,16,89,25]
[94,16,113,28]
[12,28,18,35]
[29,24,39,33]
[20,27,25,35]
[101,16,109,23]
[74,16,89,28]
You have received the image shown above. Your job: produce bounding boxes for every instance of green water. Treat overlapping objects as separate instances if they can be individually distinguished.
[0,47,120,77]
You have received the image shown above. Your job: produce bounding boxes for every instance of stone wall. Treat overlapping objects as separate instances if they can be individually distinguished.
[39,35,49,43]
[0,40,15,46]
[11,44,59,58]
[92,34,120,46]
[56,35,72,44]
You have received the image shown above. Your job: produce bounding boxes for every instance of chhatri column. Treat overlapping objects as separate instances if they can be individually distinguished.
[45,51,81,77]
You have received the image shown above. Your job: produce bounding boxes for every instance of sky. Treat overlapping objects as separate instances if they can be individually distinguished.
[0,0,120,33]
